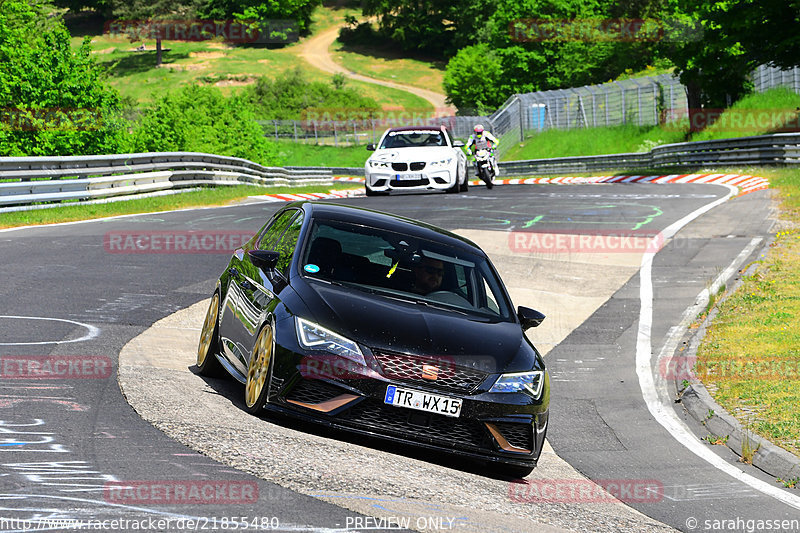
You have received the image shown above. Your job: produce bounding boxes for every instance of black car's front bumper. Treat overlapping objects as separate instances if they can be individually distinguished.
[266,348,549,469]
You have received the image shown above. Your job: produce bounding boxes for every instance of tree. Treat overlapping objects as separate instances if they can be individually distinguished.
[198,0,321,36]
[663,0,800,115]
[109,0,197,66]
[0,0,127,156]
[361,0,493,57]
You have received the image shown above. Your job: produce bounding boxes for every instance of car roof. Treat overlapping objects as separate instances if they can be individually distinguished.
[294,201,482,252]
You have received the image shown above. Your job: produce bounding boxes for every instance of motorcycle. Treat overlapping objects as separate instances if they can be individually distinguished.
[473,148,496,189]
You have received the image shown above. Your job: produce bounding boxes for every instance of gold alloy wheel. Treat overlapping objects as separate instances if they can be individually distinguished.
[245,324,273,409]
[197,293,220,366]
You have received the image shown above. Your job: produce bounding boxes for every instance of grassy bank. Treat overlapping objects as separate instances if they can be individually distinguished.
[277,140,368,167]
[502,88,800,161]
[71,6,432,112]
[694,166,800,459]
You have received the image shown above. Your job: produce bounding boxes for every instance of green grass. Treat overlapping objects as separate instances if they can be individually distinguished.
[500,124,688,161]
[276,140,369,166]
[694,165,800,458]
[691,87,800,142]
[0,183,358,229]
[332,37,446,94]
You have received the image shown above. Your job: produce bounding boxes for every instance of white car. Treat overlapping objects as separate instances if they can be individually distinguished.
[364,126,469,195]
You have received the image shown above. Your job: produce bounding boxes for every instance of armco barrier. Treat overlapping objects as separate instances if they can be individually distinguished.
[1,133,798,209]
[0,152,332,208]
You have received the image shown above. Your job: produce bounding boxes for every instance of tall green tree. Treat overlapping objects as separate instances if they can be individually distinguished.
[361,0,494,56]
[110,0,198,66]
[664,0,800,114]
[0,0,127,156]
[198,0,321,36]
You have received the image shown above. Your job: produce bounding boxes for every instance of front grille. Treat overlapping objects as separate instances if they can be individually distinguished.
[409,161,426,171]
[285,378,344,405]
[391,162,408,171]
[339,399,489,450]
[492,422,533,451]
[372,351,488,394]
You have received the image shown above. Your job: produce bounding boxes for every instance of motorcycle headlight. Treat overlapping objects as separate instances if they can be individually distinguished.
[369,160,391,168]
[295,317,366,366]
[489,371,545,399]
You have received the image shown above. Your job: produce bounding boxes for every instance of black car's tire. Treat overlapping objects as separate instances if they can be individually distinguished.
[197,292,224,377]
[244,321,274,415]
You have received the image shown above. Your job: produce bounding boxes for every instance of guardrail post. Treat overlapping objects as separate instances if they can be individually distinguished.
[334,122,338,147]
[517,96,524,142]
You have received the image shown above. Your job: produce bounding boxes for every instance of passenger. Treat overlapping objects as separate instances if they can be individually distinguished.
[411,257,444,295]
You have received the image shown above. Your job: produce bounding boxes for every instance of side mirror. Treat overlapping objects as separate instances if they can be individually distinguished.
[453,140,464,147]
[518,306,545,330]
[248,250,279,271]
[366,143,376,151]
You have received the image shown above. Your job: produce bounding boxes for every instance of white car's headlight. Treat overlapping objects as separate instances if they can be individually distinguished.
[489,371,545,399]
[429,157,453,167]
[368,160,391,168]
[295,317,366,366]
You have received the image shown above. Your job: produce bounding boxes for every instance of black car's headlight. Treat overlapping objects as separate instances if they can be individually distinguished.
[295,317,366,366]
[489,371,545,399]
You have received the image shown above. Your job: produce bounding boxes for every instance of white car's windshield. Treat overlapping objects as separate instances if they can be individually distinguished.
[379,130,447,149]
[301,220,512,321]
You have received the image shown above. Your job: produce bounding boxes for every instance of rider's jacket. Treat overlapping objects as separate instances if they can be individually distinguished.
[466,131,499,153]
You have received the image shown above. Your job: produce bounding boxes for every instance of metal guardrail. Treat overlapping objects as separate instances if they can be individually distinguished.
[0,152,332,208]
[1,133,798,209]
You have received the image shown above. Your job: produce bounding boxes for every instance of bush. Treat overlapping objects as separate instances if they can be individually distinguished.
[338,19,378,46]
[0,0,127,156]
[130,85,281,165]
[247,68,380,120]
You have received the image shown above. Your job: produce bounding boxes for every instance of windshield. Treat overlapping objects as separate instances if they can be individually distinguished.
[300,220,512,321]
[379,130,447,149]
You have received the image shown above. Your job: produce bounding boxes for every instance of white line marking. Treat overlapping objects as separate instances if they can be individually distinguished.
[636,184,800,510]
[0,316,99,346]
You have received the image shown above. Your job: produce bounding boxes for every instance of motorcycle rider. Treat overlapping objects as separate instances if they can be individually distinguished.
[466,124,499,177]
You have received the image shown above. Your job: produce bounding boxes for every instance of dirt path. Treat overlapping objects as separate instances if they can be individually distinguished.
[297,26,456,114]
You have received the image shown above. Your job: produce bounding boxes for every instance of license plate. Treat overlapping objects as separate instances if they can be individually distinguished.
[394,173,423,181]
[384,385,462,418]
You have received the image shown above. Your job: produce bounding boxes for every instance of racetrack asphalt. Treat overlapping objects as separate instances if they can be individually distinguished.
[1,182,797,532]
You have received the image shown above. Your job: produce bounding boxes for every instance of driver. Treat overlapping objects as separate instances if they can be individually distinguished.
[411,257,444,295]
[466,124,500,175]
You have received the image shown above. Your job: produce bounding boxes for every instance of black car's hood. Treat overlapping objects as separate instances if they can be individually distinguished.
[296,280,540,374]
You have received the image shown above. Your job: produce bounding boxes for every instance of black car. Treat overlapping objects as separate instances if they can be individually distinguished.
[197,201,549,476]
